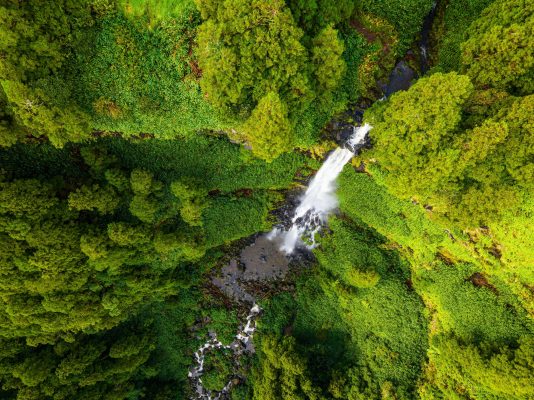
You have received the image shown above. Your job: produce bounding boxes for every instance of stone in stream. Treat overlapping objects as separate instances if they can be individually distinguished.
[383,60,416,97]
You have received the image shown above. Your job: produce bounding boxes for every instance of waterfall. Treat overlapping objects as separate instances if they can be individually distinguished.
[189,124,371,399]
[269,123,372,254]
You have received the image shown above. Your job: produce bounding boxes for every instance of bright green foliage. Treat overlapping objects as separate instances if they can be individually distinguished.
[252,335,323,400]
[171,180,208,227]
[357,0,435,51]
[119,0,194,25]
[359,78,533,303]
[364,72,473,200]
[196,0,311,113]
[129,169,164,223]
[107,223,151,247]
[315,218,381,288]
[461,0,534,94]
[195,0,350,157]
[312,26,346,107]
[71,9,223,138]
[0,163,198,345]
[363,74,533,229]
[68,184,120,214]
[338,168,469,266]
[256,220,428,399]
[0,81,91,147]
[417,263,533,343]
[129,195,159,223]
[421,335,534,400]
[130,169,156,195]
[0,0,93,146]
[242,92,294,162]
[286,0,355,33]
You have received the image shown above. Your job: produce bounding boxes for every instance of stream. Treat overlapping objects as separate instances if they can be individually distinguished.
[188,6,440,395]
[189,125,372,399]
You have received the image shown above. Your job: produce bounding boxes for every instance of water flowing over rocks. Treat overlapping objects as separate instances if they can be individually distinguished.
[189,125,372,399]
[188,304,261,400]
[190,234,295,399]
[268,124,373,254]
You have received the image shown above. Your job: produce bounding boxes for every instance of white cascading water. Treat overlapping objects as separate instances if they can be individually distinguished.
[189,304,261,400]
[189,124,371,399]
[269,123,372,254]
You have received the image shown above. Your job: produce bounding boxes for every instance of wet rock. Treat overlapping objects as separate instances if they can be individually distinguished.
[241,236,290,282]
[336,124,357,143]
[384,61,416,97]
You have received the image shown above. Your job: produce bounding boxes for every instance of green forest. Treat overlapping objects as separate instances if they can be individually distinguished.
[0,0,532,399]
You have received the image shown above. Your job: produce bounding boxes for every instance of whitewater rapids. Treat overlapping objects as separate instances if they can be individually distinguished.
[269,123,372,253]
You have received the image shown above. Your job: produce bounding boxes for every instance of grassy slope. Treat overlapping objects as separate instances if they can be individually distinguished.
[63,2,226,138]
[257,218,429,397]
[337,166,534,393]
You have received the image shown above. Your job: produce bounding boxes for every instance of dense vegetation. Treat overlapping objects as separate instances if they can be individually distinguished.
[0,0,532,399]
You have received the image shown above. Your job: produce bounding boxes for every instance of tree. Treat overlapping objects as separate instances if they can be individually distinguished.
[195,0,355,159]
[195,0,312,114]
[363,72,474,200]
[68,184,120,214]
[311,26,346,106]
[0,0,93,146]
[129,169,163,223]
[286,0,355,33]
[0,161,201,345]
[461,0,534,95]
[361,74,532,228]
[241,92,294,162]
[420,335,534,400]
[170,180,208,227]
[0,321,156,400]
[252,335,323,400]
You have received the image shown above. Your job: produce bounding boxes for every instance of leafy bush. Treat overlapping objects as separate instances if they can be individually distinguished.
[315,218,384,288]
[202,348,234,392]
[421,335,534,400]
[203,195,270,247]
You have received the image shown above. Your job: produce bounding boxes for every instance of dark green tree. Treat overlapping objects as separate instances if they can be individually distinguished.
[286,0,355,33]
[0,161,204,345]
[0,321,156,400]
